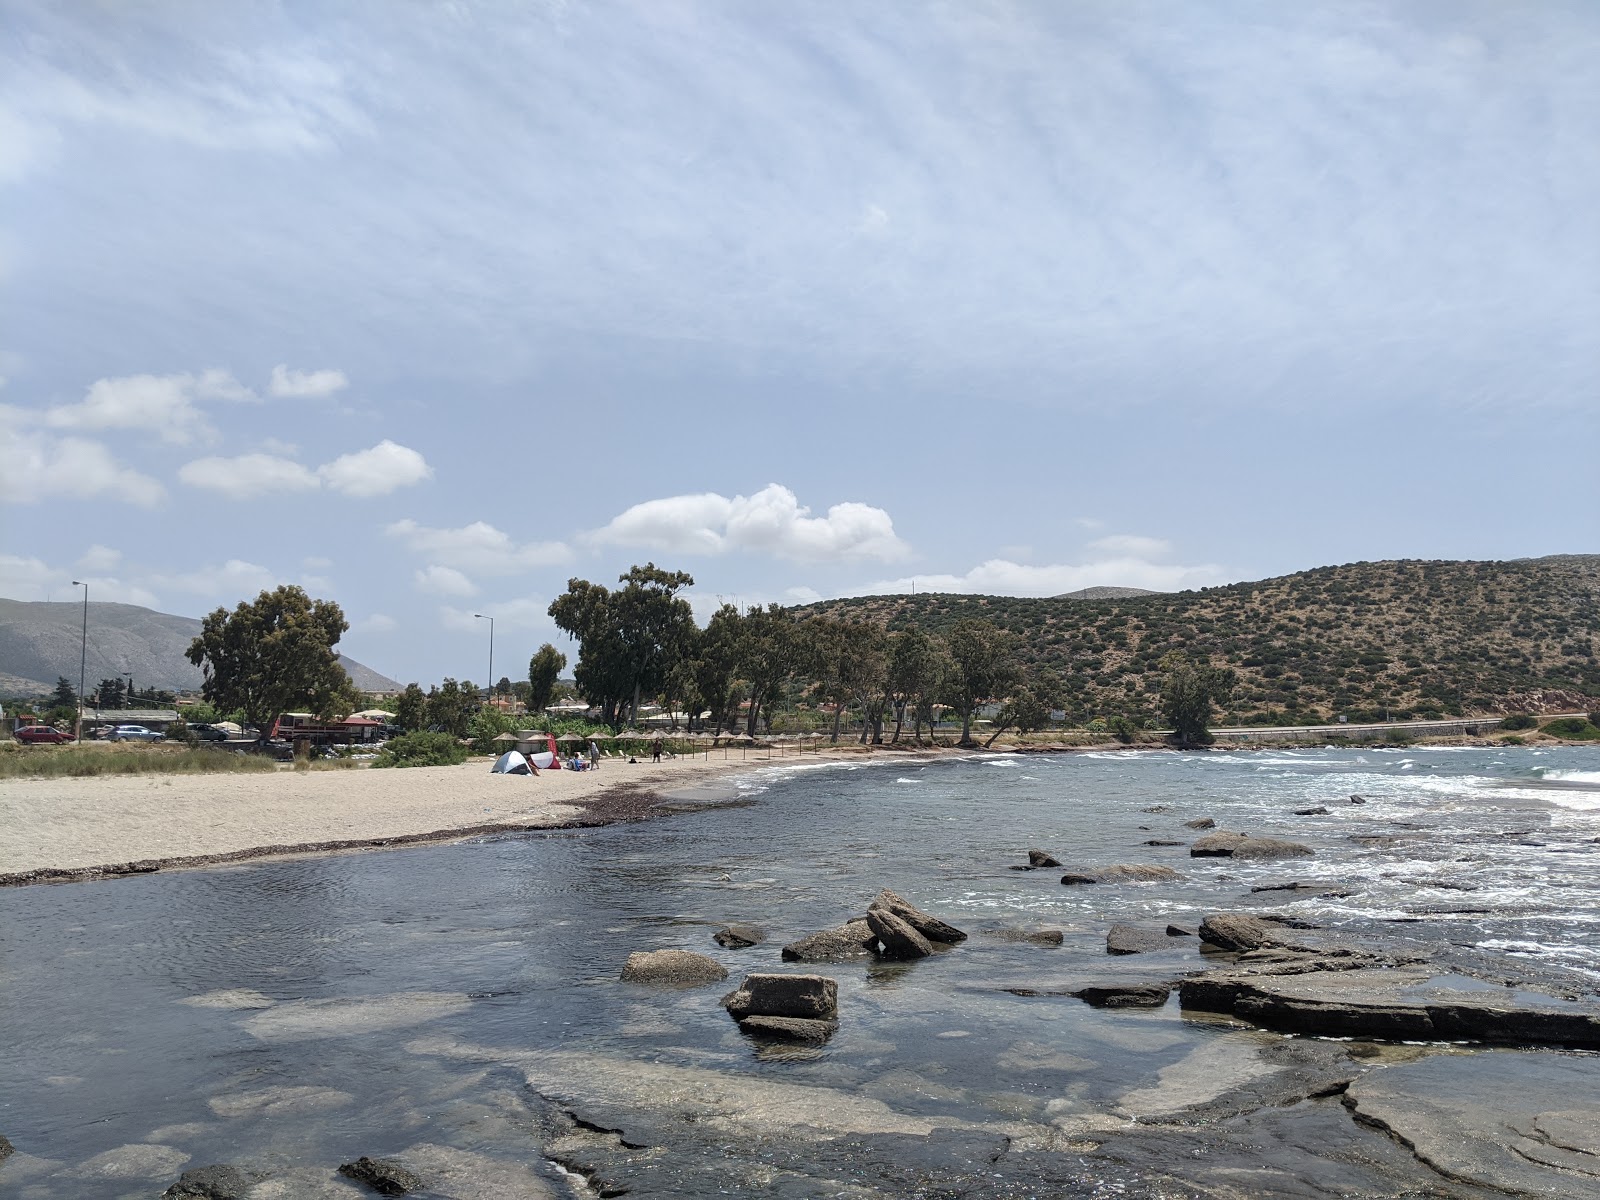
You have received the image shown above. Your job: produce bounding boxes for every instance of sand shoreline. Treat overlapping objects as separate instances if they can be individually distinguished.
[0,754,780,886]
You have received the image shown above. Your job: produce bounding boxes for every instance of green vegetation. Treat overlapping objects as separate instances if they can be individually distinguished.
[1159,652,1237,746]
[186,585,353,739]
[528,644,566,714]
[1500,713,1538,731]
[372,731,469,768]
[1540,717,1600,741]
[0,743,275,779]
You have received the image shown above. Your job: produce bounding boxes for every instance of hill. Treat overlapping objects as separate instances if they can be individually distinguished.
[1055,586,1162,600]
[803,555,1600,725]
[0,599,401,698]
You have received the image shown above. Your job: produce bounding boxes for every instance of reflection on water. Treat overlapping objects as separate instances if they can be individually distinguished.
[2,747,1597,1195]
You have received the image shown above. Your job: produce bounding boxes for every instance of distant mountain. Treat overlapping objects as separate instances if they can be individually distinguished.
[799,555,1600,724]
[1054,586,1162,600]
[0,599,401,697]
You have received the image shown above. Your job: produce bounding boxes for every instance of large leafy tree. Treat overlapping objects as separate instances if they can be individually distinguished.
[735,603,797,735]
[887,627,946,744]
[1160,651,1237,747]
[394,682,428,731]
[527,644,567,714]
[185,586,349,740]
[426,678,476,737]
[95,677,125,709]
[50,676,78,710]
[940,619,1023,747]
[548,564,695,727]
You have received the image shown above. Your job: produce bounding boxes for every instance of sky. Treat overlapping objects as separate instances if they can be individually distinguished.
[2,0,1596,686]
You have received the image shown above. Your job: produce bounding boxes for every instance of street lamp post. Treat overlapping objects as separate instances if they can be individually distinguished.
[473,614,494,704]
[71,581,88,741]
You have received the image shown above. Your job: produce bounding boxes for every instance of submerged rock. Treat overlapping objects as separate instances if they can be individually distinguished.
[1074,983,1172,1008]
[1143,839,1185,847]
[723,973,839,1020]
[1197,913,1277,952]
[1060,864,1184,885]
[1166,924,1196,937]
[1106,925,1171,955]
[1190,832,1313,860]
[337,1156,423,1195]
[713,924,765,949]
[162,1164,252,1199]
[1250,881,1351,896]
[866,908,934,959]
[868,889,967,943]
[1348,794,1369,804]
[736,1015,839,1042]
[0,1134,12,1164]
[781,919,877,962]
[1293,806,1331,816]
[619,950,729,987]
[982,927,1065,946]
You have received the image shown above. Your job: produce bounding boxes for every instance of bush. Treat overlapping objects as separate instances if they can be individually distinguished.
[1501,735,1525,746]
[1540,717,1600,741]
[1107,715,1142,744]
[1499,713,1537,731]
[373,731,469,768]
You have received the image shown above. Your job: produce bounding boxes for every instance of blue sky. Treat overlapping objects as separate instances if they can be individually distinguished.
[3,0,1596,685]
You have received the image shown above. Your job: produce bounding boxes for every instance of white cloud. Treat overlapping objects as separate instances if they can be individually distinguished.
[590,484,910,562]
[414,565,477,597]
[0,553,157,606]
[387,519,571,575]
[153,559,280,597]
[177,441,431,499]
[318,439,432,497]
[0,424,165,506]
[351,613,398,634]
[303,555,333,569]
[41,371,252,445]
[76,544,122,572]
[1087,534,1174,557]
[858,554,1230,597]
[269,364,349,398]
[440,597,552,633]
[178,453,320,499]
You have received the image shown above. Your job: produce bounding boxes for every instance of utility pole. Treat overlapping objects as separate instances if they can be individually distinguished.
[71,581,88,741]
[474,614,494,706]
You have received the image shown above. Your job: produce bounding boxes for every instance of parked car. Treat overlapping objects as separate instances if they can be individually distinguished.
[108,724,163,742]
[189,723,229,742]
[14,724,73,745]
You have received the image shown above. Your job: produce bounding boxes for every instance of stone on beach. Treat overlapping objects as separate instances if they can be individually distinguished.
[1059,864,1184,885]
[1190,832,1314,859]
[1106,925,1172,955]
[1183,817,1216,830]
[781,919,877,962]
[867,907,934,959]
[712,924,765,949]
[338,1155,423,1195]
[868,889,968,943]
[1073,982,1172,1008]
[1197,913,1277,952]
[619,950,729,987]
[162,1164,253,1199]
[982,927,1065,946]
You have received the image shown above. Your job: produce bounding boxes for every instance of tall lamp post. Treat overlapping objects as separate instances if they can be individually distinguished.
[473,613,494,706]
[71,580,88,741]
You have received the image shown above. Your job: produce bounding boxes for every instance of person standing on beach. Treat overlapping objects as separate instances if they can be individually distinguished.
[589,739,601,769]
[651,737,662,763]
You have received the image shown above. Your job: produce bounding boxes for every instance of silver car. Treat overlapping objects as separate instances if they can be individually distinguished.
[108,724,163,742]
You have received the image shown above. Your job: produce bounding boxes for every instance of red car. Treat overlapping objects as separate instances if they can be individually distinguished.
[14,724,74,745]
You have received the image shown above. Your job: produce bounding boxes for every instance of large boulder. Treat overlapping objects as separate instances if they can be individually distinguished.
[867,908,934,959]
[1198,913,1277,952]
[1073,983,1172,1008]
[1190,832,1313,860]
[1027,849,1062,868]
[1106,924,1172,955]
[868,889,967,943]
[0,1134,12,1164]
[713,924,765,949]
[1183,817,1216,830]
[163,1165,252,1200]
[1059,864,1184,885]
[723,973,838,1020]
[338,1156,423,1195]
[781,920,878,962]
[620,949,729,987]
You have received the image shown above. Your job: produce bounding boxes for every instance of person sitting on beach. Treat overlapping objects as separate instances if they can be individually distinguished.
[573,753,587,771]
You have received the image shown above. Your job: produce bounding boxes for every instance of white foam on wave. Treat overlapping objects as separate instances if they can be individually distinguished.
[1537,769,1600,785]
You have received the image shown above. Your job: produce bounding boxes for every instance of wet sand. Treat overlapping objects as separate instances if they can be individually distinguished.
[0,753,783,884]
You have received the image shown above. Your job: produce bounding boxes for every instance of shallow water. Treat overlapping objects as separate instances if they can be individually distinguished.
[3,746,1597,1196]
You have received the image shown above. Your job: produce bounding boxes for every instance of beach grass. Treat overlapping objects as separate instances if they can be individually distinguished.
[0,742,277,779]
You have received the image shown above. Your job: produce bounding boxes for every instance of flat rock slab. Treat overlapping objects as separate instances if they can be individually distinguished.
[1191,832,1314,860]
[1198,913,1278,952]
[1182,968,1600,1047]
[1074,983,1171,1008]
[713,924,765,949]
[869,889,967,943]
[981,927,1065,946]
[867,907,934,959]
[620,950,729,986]
[781,920,877,962]
[1343,1051,1600,1198]
[1060,864,1184,885]
[737,1015,839,1042]
[1106,924,1172,955]
[724,973,839,1020]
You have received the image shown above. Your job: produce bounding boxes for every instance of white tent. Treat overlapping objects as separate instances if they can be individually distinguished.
[490,749,533,775]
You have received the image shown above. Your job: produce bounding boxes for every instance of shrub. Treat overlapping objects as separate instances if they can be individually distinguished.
[1540,717,1600,741]
[373,731,469,768]
[1499,713,1537,731]
[1107,715,1142,744]
[1501,735,1525,746]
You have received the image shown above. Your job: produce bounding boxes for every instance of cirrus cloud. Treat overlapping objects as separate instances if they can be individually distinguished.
[589,483,910,562]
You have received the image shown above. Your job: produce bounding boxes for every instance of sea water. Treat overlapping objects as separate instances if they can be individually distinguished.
[2,746,1597,1195]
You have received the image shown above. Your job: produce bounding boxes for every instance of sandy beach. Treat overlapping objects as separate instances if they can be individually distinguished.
[0,754,766,882]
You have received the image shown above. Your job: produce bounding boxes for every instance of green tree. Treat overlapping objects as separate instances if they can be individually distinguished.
[185,586,349,741]
[1159,651,1237,747]
[887,627,945,744]
[940,620,1023,747]
[527,644,567,715]
[51,676,78,710]
[735,603,797,735]
[95,677,125,710]
[426,678,475,737]
[984,687,1053,748]
[394,683,428,731]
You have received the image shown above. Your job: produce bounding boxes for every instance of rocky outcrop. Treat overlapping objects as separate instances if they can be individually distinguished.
[1197,913,1277,952]
[619,950,729,986]
[781,920,877,962]
[723,973,839,1044]
[1024,849,1062,869]
[868,889,967,943]
[1073,982,1172,1007]
[0,1134,12,1164]
[338,1156,424,1195]
[713,924,765,949]
[1190,832,1313,860]
[1106,925,1172,955]
[1060,864,1184,885]
[866,908,933,959]
[162,1165,252,1199]
[1183,817,1216,830]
